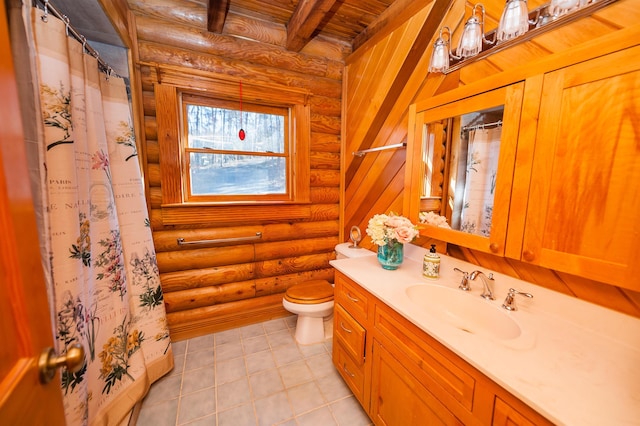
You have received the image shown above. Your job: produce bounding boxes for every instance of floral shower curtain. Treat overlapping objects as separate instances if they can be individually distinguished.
[10,4,173,424]
[459,126,502,236]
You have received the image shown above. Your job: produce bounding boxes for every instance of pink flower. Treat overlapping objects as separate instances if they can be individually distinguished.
[393,225,418,244]
[92,150,109,171]
[385,216,406,229]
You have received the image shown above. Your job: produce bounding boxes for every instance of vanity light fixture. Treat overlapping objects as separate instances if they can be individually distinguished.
[428,26,453,73]
[427,0,615,74]
[496,0,531,42]
[549,0,582,17]
[428,4,495,73]
[458,4,495,58]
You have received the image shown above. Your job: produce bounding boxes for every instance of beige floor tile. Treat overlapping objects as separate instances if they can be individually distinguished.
[140,318,364,426]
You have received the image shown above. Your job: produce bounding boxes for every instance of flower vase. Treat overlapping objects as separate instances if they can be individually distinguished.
[377,241,404,270]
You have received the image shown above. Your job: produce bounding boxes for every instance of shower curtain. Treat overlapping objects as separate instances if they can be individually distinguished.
[459,127,501,236]
[9,3,173,425]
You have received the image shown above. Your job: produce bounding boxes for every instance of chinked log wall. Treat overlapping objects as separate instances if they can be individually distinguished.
[128,0,349,340]
[343,0,640,317]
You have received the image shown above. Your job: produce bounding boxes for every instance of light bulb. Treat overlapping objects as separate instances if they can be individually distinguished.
[429,38,450,73]
[549,0,581,16]
[497,0,530,43]
[428,27,452,73]
[457,17,483,58]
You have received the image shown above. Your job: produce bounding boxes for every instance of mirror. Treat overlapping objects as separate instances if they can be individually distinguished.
[423,106,504,236]
[405,83,524,255]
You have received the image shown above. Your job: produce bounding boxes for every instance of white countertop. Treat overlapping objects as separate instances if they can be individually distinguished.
[330,243,640,426]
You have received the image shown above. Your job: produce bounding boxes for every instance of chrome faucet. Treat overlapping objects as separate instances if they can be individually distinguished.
[453,268,471,291]
[469,270,495,300]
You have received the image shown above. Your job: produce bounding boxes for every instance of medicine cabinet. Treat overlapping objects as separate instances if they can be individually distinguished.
[405,82,525,256]
[405,42,640,290]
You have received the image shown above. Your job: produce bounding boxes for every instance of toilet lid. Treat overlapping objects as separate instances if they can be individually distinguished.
[284,280,334,304]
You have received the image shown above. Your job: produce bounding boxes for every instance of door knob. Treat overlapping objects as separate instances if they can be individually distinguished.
[38,343,85,384]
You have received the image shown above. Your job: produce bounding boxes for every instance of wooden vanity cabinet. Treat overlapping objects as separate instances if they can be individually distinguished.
[508,45,640,289]
[332,271,553,426]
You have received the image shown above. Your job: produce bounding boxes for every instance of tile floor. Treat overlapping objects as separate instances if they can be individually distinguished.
[136,315,372,426]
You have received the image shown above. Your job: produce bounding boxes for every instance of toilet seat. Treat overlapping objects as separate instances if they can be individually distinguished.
[284,280,334,304]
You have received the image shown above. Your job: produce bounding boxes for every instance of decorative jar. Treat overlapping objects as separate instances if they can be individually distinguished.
[377,241,404,270]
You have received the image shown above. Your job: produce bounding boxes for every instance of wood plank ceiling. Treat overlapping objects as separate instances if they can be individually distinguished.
[207,0,400,51]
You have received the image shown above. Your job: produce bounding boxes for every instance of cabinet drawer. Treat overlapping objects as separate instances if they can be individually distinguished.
[333,341,365,404]
[334,304,366,364]
[375,306,475,411]
[335,272,369,322]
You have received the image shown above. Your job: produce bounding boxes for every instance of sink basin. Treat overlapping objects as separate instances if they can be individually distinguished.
[405,285,522,340]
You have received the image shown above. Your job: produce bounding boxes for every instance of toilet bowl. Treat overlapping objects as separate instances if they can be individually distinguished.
[283,280,335,345]
[282,241,375,345]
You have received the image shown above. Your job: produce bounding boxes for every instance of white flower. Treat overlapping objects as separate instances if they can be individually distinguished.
[419,211,451,229]
[366,212,419,246]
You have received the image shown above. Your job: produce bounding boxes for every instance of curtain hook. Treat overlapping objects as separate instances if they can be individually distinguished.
[41,0,49,22]
[80,35,87,53]
[63,15,70,37]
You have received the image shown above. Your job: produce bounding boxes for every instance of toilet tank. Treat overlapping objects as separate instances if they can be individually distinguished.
[335,242,376,259]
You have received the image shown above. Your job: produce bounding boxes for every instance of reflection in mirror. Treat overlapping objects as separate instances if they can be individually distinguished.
[422,106,504,236]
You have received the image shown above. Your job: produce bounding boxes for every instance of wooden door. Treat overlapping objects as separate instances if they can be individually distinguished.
[369,341,463,426]
[0,2,66,423]
[522,44,640,290]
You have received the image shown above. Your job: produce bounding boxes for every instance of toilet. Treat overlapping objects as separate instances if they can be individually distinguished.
[282,242,375,345]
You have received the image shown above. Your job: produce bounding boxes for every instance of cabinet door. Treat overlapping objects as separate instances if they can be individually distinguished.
[407,83,525,256]
[492,397,536,426]
[522,45,640,289]
[370,341,463,426]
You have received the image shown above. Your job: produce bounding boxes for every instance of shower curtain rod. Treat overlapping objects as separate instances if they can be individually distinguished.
[35,0,117,76]
[461,120,502,133]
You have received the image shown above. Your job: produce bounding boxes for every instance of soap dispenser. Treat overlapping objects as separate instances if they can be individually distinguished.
[423,244,440,280]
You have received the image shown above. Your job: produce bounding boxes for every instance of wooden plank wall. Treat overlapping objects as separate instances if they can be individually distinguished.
[343,0,640,318]
[127,0,349,340]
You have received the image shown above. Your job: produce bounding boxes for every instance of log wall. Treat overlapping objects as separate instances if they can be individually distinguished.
[127,0,349,340]
[342,0,640,317]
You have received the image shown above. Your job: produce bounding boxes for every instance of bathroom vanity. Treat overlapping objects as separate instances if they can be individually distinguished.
[330,245,640,425]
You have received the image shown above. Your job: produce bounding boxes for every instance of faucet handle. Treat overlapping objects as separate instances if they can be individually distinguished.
[453,268,471,291]
[502,288,533,311]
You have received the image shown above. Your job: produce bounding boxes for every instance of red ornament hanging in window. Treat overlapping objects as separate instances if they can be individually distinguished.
[238,80,246,140]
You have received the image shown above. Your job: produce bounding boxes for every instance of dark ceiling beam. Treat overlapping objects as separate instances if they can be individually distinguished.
[208,0,230,33]
[286,0,338,52]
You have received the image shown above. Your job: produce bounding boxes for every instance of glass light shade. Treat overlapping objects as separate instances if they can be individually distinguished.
[549,0,581,16]
[497,0,530,43]
[428,38,450,73]
[457,18,483,58]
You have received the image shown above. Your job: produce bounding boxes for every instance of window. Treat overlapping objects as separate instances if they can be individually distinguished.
[182,94,290,202]
[154,71,311,225]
